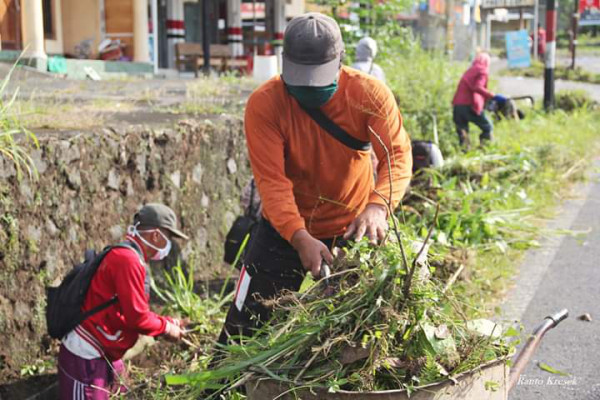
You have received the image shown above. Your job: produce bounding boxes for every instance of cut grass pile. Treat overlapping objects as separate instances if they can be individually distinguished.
[165,237,515,397]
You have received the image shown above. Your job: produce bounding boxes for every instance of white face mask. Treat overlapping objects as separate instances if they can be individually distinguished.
[127,224,172,261]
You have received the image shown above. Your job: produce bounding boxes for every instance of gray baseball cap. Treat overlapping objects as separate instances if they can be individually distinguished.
[134,203,189,240]
[282,13,344,87]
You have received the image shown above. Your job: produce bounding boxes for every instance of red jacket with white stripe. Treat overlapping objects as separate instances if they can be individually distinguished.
[64,236,170,361]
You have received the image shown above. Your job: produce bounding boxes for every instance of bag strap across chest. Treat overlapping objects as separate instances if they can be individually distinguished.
[299,104,372,152]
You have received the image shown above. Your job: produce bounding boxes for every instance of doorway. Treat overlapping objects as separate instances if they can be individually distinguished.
[0,0,22,50]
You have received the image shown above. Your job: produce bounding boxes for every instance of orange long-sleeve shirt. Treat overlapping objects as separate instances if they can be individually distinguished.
[245,66,412,242]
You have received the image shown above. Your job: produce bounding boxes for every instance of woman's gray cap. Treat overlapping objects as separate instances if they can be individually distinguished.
[282,13,344,87]
[134,203,189,240]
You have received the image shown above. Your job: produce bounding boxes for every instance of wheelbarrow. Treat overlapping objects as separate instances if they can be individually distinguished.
[245,309,568,400]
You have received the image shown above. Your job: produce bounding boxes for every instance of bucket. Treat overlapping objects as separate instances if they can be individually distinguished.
[246,359,509,400]
[253,55,279,83]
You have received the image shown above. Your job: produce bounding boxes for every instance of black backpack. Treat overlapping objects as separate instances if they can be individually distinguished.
[45,242,141,339]
[224,180,259,267]
[411,140,444,173]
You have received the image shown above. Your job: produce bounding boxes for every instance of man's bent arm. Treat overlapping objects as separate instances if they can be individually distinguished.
[366,83,413,211]
[245,92,306,242]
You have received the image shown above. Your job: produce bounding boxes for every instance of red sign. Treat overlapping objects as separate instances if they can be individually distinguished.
[580,0,600,25]
[429,0,446,15]
[241,3,266,19]
[580,0,600,13]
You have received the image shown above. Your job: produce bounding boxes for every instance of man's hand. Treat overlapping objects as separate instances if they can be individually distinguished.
[163,320,185,342]
[344,203,388,244]
[291,229,334,278]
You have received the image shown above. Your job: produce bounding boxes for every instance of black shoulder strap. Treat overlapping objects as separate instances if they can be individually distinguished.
[246,179,256,217]
[80,241,143,320]
[80,296,118,320]
[299,105,372,152]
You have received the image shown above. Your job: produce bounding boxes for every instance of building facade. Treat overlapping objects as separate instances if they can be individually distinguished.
[0,0,304,72]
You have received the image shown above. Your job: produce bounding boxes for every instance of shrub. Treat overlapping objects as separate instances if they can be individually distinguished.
[555,89,597,112]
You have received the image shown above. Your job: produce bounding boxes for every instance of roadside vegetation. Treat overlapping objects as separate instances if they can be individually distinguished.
[3,74,255,130]
[557,32,600,56]
[122,42,600,398]
[169,74,256,116]
[0,63,38,179]
[555,89,598,111]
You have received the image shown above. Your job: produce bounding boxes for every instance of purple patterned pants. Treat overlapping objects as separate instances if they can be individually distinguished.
[58,345,127,400]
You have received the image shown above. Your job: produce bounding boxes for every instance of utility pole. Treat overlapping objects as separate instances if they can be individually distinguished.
[544,0,557,110]
[570,0,579,69]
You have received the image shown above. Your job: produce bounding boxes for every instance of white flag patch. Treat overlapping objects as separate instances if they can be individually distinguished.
[234,266,252,312]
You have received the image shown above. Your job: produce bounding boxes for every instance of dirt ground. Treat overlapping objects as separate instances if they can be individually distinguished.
[0,63,255,132]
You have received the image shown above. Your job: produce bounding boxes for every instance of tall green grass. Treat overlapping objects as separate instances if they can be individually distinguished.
[380,46,466,156]
[404,107,600,315]
[0,62,38,179]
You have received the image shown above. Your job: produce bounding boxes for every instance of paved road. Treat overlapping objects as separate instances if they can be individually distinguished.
[490,56,600,102]
[507,172,600,399]
[557,56,600,74]
[491,55,600,75]
[497,75,600,102]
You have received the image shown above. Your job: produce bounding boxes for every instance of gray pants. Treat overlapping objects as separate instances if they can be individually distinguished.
[453,105,493,146]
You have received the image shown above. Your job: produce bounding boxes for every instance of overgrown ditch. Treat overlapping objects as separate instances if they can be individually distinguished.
[0,117,250,392]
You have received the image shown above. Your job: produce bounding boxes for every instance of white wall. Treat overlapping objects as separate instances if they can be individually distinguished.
[285,0,305,18]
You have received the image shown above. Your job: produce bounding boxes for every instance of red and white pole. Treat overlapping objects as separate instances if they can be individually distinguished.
[227,0,243,57]
[544,0,557,110]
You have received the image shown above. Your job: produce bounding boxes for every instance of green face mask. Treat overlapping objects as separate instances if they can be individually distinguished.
[286,81,338,108]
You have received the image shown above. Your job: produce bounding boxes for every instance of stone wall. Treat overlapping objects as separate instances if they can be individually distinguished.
[0,117,249,380]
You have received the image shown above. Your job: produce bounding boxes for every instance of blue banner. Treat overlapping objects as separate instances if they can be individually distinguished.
[506,30,532,69]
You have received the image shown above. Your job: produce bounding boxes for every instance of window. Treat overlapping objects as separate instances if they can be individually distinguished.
[43,0,54,39]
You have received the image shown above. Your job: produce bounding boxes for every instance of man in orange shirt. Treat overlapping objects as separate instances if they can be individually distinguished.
[217,13,412,345]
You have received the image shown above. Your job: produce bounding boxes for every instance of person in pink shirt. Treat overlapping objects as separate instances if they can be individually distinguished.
[537,24,546,60]
[452,52,495,148]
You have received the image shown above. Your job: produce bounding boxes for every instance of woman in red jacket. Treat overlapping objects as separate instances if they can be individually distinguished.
[452,52,495,148]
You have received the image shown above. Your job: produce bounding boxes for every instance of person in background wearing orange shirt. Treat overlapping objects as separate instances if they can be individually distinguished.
[216,13,412,346]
